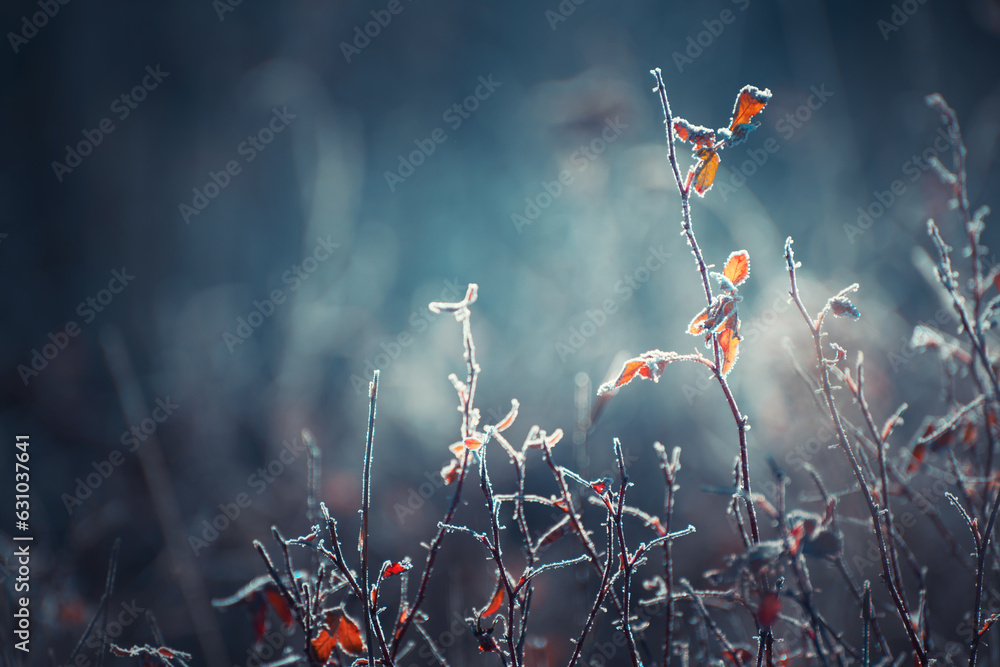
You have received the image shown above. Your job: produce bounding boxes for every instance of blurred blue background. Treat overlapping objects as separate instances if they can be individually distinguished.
[2,0,1000,664]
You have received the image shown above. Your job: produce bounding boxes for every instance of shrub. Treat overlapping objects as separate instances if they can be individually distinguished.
[79,69,996,667]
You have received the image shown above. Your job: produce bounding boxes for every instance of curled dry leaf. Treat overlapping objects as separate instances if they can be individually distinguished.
[597,350,713,395]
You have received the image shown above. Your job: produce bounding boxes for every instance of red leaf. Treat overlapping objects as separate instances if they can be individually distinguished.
[723,250,750,287]
[723,647,754,665]
[382,558,412,578]
[757,593,782,629]
[480,575,506,618]
[264,589,294,629]
[906,442,928,475]
[250,599,267,645]
[312,612,339,662]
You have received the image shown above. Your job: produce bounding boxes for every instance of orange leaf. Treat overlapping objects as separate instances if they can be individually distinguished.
[688,308,710,335]
[723,250,750,287]
[717,327,740,377]
[691,149,720,196]
[441,458,461,485]
[729,86,771,129]
[312,612,339,662]
[673,118,715,149]
[448,436,483,456]
[598,350,711,395]
[481,576,505,618]
[335,612,365,655]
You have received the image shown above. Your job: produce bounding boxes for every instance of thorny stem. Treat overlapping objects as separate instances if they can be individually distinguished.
[784,237,927,665]
[651,67,760,546]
